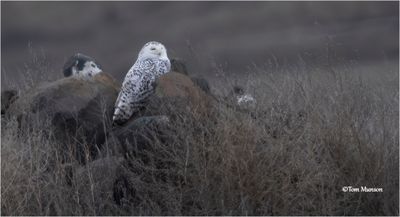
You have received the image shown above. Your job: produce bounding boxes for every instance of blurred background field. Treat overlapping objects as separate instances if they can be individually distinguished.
[1,1,398,89]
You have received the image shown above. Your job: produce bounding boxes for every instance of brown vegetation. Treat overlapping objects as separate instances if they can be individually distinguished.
[1,58,398,216]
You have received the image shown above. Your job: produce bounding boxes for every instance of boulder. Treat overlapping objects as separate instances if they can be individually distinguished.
[170,58,189,75]
[112,115,170,143]
[143,72,214,119]
[109,115,171,161]
[109,72,215,207]
[7,73,119,163]
[190,76,211,94]
[171,58,211,94]
[109,71,214,161]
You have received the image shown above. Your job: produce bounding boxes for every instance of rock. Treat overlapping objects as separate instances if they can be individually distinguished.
[109,70,213,143]
[110,72,214,207]
[171,58,211,94]
[190,76,211,94]
[1,89,18,115]
[110,115,171,159]
[143,72,213,119]
[108,72,214,165]
[7,73,119,163]
[110,115,180,209]
[113,115,170,140]
[107,71,218,213]
[112,144,184,212]
[170,58,188,75]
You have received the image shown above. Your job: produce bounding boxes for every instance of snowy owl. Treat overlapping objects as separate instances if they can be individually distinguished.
[237,94,256,106]
[231,86,257,109]
[113,41,171,125]
[63,53,103,78]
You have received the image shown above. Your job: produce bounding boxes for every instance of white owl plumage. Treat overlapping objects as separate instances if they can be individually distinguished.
[112,41,171,125]
[63,53,103,79]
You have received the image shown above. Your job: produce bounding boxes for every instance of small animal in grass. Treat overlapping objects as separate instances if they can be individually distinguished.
[63,53,103,79]
[232,86,257,108]
[113,41,171,125]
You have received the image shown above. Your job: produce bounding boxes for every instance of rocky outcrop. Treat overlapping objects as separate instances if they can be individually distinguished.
[170,58,189,75]
[170,58,211,94]
[108,115,171,159]
[145,72,213,118]
[108,70,214,162]
[7,73,119,163]
[5,58,215,166]
[110,71,215,208]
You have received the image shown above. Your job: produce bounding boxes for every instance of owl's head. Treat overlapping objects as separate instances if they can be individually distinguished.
[138,41,169,60]
[63,53,103,78]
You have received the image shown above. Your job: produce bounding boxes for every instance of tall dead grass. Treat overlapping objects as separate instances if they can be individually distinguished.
[1,56,398,215]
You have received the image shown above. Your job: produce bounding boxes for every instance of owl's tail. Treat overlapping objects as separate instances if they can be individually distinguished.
[112,107,127,126]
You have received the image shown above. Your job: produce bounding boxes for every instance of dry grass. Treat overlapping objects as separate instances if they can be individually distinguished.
[1,57,398,215]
